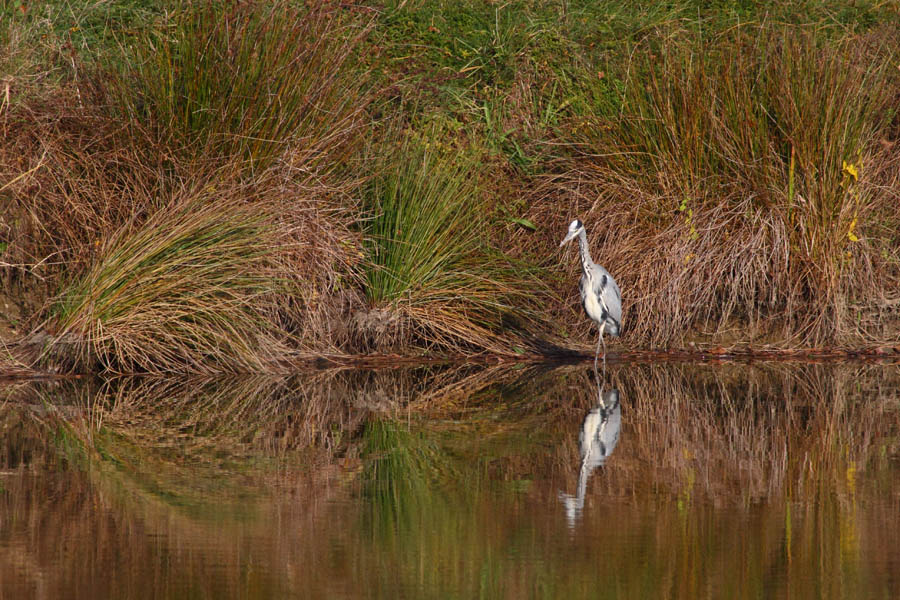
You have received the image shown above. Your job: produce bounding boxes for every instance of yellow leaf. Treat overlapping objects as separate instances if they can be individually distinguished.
[842,160,859,182]
[848,217,859,242]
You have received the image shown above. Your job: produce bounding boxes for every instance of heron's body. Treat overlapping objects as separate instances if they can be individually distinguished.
[560,219,622,370]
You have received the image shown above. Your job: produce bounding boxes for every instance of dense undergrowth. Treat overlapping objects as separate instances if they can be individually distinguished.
[1,0,899,373]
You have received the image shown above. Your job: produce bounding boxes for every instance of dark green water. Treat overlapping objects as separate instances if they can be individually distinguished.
[1,362,899,599]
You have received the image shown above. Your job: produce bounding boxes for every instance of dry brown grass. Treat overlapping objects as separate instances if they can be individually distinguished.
[0,2,373,372]
[47,182,288,373]
[529,26,900,349]
[0,90,369,371]
[1,85,160,280]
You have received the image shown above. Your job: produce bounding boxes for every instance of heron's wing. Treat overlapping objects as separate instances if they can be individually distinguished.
[591,266,622,327]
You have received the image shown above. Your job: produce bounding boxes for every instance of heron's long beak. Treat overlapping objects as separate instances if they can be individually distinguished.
[559,230,579,247]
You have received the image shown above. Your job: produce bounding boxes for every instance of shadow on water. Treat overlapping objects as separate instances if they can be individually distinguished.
[1,362,899,598]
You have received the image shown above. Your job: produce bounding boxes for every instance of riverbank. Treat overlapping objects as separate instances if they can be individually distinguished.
[2,1,899,374]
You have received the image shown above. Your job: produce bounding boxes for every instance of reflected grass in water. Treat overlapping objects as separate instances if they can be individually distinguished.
[0,362,898,598]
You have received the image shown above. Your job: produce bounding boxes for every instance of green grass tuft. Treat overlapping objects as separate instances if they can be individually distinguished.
[359,133,541,353]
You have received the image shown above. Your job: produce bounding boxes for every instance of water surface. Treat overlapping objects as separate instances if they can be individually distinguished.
[1,362,899,598]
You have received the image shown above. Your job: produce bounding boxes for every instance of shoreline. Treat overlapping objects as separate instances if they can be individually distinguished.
[3,345,899,380]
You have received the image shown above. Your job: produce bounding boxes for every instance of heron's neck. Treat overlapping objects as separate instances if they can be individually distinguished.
[577,230,593,274]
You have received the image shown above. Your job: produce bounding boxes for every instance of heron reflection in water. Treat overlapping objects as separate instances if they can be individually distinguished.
[559,384,621,527]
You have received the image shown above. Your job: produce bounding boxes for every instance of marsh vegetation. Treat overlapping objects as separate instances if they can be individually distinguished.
[1,1,899,372]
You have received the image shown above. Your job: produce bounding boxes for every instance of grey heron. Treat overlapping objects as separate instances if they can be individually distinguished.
[560,219,622,371]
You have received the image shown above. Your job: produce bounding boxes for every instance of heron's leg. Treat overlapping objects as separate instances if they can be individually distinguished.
[601,331,608,374]
[594,322,606,375]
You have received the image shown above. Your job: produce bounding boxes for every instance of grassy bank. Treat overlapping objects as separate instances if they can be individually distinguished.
[1,1,899,373]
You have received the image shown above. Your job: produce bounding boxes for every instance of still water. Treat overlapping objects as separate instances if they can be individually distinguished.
[1,362,899,598]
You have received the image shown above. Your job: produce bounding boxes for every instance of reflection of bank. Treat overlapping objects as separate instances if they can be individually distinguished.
[559,388,621,527]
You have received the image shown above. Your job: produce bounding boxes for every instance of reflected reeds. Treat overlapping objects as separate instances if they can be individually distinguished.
[610,363,895,504]
[0,361,898,599]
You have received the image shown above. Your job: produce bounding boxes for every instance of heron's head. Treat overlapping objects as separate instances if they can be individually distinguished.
[559,219,584,247]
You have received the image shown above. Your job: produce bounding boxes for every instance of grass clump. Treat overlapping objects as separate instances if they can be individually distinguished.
[358,134,539,354]
[551,26,900,345]
[1,1,371,371]
[51,183,290,374]
[115,1,370,174]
